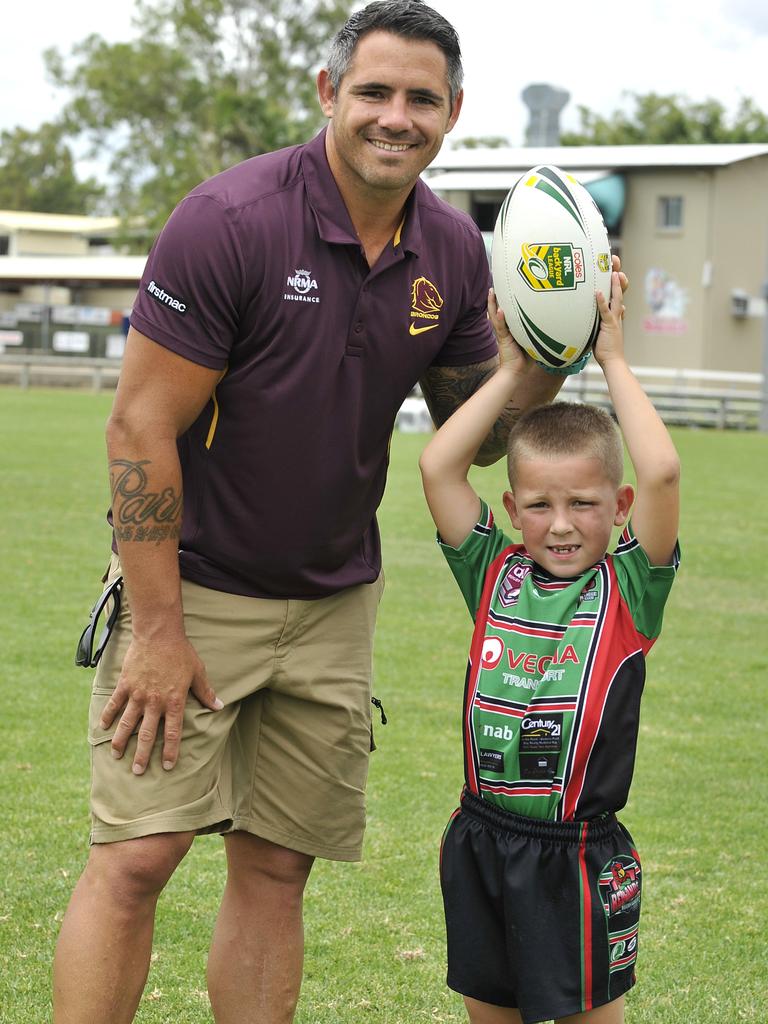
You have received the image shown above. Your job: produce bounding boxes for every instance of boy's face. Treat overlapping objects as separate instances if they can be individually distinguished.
[503,455,634,577]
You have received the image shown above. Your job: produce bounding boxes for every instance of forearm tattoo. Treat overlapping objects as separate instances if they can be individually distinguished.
[109,459,182,544]
[420,363,522,463]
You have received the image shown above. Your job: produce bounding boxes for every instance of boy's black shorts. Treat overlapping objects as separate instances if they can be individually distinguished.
[440,790,641,1024]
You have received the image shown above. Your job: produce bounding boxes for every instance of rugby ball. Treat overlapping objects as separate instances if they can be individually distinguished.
[491,164,612,369]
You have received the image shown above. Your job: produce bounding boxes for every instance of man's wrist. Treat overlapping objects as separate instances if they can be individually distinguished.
[129,601,186,643]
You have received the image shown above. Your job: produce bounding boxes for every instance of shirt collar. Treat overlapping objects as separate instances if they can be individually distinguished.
[301,126,422,256]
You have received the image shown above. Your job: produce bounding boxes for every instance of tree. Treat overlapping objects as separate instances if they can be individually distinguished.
[452,135,511,150]
[46,0,352,245]
[0,122,104,214]
[560,92,768,146]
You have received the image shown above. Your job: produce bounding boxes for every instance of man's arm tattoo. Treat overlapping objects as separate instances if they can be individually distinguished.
[419,361,521,464]
[109,458,182,544]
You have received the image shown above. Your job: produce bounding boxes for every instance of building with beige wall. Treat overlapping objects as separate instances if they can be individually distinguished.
[0,210,123,258]
[0,211,144,356]
[2,147,768,377]
[426,143,768,375]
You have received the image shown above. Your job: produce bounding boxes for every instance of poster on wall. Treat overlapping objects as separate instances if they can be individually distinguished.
[52,331,90,353]
[105,334,126,359]
[643,268,688,334]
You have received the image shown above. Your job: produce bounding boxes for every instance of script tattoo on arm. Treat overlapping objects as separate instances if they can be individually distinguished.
[419,359,522,465]
[109,458,182,544]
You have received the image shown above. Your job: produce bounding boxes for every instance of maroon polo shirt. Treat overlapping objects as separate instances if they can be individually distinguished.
[129,127,497,598]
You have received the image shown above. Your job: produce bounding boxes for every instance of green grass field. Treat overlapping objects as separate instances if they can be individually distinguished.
[1,389,767,1023]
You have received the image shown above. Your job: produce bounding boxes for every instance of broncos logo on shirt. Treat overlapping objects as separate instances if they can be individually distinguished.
[409,276,443,335]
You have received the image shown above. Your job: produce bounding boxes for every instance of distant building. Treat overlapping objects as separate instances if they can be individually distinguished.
[0,210,144,357]
[426,143,768,374]
[3,143,768,377]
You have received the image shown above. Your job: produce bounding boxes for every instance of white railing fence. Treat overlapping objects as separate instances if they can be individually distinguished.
[561,364,763,430]
[0,354,764,430]
[397,365,764,432]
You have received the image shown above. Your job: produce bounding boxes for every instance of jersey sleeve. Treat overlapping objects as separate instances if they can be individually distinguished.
[431,222,497,367]
[439,500,513,619]
[612,521,681,643]
[130,194,246,369]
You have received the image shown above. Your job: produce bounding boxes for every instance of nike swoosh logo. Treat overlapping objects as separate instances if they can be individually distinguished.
[409,322,439,336]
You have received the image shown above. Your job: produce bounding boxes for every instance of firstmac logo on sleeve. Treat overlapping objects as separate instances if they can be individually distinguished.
[146,280,189,315]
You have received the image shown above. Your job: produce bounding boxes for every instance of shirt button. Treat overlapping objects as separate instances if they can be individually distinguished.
[354,323,364,333]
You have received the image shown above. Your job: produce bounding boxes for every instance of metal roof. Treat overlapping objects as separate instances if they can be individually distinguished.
[0,210,121,235]
[425,169,616,192]
[428,142,768,175]
[0,255,146,286]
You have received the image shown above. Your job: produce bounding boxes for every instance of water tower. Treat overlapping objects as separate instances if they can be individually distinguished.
[522,84,570,146]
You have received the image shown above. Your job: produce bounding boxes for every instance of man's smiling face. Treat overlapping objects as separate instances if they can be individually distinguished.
[319,30,462,200]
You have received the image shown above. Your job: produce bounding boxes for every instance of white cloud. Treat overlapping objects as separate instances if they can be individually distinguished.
[0,3,135,133]
[721,0,768,34]
[432,0,768,144]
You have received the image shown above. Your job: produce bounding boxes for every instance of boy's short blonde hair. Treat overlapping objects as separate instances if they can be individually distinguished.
[507,402,624,489]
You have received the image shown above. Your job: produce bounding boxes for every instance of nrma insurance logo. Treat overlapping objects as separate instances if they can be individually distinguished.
[517,243,585,292]
[284,268,320,304]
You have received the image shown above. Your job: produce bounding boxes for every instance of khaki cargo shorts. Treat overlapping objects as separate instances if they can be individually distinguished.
[88,557,384,862]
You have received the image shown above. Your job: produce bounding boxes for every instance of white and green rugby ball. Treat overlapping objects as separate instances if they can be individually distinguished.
[491,164,612,369]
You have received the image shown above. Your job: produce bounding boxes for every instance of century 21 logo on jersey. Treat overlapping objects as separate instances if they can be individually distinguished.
[409,276,443,335]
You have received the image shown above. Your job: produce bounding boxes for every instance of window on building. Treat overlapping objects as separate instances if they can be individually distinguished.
[471,198,504,232]
[0,235,9,256]
[657,196,684,230]
[88,236,114,255]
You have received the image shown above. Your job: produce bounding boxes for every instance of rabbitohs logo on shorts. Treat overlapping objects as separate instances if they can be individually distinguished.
[599,855,641,916]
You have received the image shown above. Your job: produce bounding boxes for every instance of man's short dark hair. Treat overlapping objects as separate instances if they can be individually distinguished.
[326,0,464,105]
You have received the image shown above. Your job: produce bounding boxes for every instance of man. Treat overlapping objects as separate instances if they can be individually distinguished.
[54,3,567,1021]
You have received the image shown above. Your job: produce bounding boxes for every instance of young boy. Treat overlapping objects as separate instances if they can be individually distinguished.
[419,273,681,1024]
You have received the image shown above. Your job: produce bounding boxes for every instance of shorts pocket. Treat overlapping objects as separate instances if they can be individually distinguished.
[88,685,138,746]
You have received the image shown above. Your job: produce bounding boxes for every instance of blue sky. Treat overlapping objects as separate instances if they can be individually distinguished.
[2,0,768,148]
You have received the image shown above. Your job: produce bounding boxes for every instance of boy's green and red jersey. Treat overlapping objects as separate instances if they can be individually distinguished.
[441,501,680,822]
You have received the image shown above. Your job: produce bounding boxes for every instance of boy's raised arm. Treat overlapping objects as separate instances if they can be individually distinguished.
[419,291,529,549]
[595,273,681,566]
